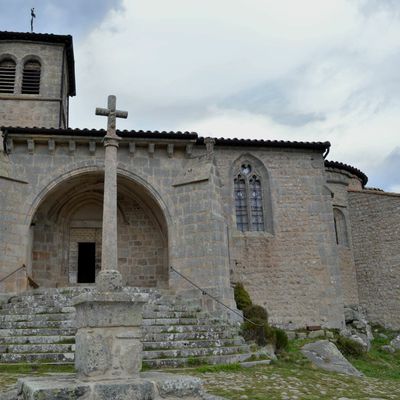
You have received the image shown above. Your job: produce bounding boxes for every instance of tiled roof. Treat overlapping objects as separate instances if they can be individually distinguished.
[325,160,368,186]
[198,136,331,151]
[1,127,198,140]
[2,127,333,152]
[0,31,76,96]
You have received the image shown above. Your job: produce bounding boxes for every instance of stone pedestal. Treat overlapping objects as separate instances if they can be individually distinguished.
[73,288,147,381]
[16,372,224,400]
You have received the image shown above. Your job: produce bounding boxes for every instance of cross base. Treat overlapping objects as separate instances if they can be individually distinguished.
[17,372,210,400]
[96,269,123,292]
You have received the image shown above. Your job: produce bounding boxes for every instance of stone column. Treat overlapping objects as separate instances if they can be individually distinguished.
[97,136,123,291]
[72,95,148,381]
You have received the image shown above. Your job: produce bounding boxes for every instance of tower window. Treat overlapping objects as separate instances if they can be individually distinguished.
[22,60,41,94]
[0,59,16,94]
[234,164,265,232]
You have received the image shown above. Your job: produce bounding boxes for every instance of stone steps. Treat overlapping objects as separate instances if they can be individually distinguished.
[142,324,231,334]
[0,352,75,363]
[143,352,250,369]
[0,306,75,314]
[0,313,74,322]
[142,337,244,350]
[0,343,75,353]
[0,320,74,329]
[142,317,220,326]
[0,287,250,368]
[143,345,247,360]
[142,330,237,342]
[0,335,74,344]
[142,310,202,319]
[0,328,76,337]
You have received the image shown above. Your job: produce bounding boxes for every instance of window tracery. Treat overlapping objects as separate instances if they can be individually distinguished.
[234,163,265,232]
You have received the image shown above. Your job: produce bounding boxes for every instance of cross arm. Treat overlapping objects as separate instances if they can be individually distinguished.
[95,108,109,116]
[116,110,128,119]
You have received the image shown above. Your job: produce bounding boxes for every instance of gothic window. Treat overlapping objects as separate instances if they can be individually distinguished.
[0,58,16,94]
[333,208,349,246]
[22,60,41,94]
[234,163,265,232]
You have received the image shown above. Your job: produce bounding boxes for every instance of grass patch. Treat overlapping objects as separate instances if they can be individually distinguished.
[187,356,204,366]
[348,331,400,380]
[140,364,152,372]
[196,363,242,373]
[0,363,75,374]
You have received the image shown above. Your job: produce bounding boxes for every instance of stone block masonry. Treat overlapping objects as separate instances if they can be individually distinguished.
[0,40,70,128]
[349,189,400,329]
[0,133,350,327]
[216,149,344,329]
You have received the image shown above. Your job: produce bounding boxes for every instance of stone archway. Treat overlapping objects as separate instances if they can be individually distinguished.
[30,171,169,289]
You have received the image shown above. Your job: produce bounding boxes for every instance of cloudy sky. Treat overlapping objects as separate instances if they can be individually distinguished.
[1,0,399,191]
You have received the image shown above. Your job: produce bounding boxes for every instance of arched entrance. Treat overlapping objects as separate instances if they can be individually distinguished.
[29,171,169,288]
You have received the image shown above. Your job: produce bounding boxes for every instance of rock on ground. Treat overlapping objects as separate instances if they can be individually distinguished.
[381,345,395,353]
[301,340,363,377]
[390,335,400,350]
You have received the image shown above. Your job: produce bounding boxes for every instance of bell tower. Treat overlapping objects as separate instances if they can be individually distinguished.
[0,31,75,129]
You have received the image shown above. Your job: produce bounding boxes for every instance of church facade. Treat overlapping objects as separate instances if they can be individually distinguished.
[1,31,399,330]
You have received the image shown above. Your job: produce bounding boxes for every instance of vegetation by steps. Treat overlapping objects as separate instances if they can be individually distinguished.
[234,282,288,352]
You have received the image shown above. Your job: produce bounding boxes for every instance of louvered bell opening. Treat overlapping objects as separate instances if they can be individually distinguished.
[0,59,16,94]
[22,61,41,94]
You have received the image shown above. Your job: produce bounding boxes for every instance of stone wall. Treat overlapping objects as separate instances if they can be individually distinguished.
[0,132,353,326]
[349,189,400,329]
[216,149,344,329]
[325,168,360,306]
[0,135,234,310]
[0,41,67,128]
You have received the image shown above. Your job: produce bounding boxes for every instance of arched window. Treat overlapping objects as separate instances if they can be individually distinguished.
[234,163,265,232]
[0,58,16,93]
[333,208,349,246]
[22,60,41,94]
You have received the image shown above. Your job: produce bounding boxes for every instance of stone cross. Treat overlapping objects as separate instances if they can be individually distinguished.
[95,95,128,138]
[95,95,128,291]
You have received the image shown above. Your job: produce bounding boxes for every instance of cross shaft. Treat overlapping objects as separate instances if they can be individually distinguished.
[95,95,128,290]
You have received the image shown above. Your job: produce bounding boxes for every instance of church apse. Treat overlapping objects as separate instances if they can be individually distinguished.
[29,172,168,289]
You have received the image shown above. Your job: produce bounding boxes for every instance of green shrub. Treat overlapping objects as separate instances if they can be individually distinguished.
[336,336,365,357]
[274,327,289,352]
[235,284,285,350]
[243,304,268,322]
[234,282,252,311]
[241,320,270,346]
[264,324,277,347]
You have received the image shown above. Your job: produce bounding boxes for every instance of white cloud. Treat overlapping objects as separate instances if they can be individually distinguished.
[69,0,400,190]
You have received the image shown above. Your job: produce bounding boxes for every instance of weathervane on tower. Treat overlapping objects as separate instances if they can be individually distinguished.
[30,8,36,33]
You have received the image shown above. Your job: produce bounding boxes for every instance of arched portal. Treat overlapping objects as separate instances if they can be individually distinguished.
[30,171,169,288]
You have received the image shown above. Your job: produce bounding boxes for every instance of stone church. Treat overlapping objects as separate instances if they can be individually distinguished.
[1,30,399,335]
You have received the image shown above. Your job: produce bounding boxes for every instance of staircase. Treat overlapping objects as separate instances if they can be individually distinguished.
[0,287,250,367]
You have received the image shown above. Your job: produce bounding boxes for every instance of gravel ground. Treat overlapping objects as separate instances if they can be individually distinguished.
[187,364,400,400]
[1,364,400,400]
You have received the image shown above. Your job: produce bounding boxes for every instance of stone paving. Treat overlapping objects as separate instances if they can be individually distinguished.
[3,365,400,400]
[185,365,400,400]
